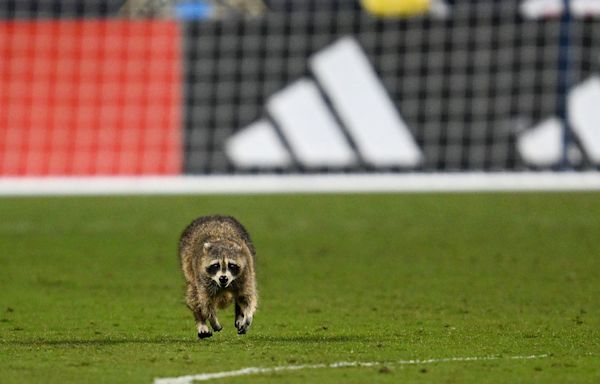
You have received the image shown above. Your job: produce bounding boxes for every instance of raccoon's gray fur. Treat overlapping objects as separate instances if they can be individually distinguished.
[179,215,257,339]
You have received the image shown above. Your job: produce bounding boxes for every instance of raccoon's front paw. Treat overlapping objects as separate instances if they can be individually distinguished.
[198,330,212,339]
[212,324,223,332]
[235,315,253,335]
[197,324,213,339]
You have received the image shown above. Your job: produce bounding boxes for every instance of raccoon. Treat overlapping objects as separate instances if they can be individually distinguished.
[179,215,257,339]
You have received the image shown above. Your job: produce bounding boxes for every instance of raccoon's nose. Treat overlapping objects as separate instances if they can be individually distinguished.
[219,276,228,286]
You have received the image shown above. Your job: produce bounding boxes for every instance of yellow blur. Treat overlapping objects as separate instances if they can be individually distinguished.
[361,0,431,17]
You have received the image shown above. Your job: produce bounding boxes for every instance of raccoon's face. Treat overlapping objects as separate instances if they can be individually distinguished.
[201,240,246,288]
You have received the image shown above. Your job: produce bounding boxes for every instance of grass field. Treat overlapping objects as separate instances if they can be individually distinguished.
[1,193,599,383]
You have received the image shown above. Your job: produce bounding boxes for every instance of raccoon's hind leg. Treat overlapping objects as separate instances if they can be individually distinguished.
[208,312,222,332]
[234,302,245,334]
[210,292,233,332]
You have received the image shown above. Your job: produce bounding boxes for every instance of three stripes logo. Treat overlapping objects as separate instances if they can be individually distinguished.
[224,37,423,170]
[225,36,600,170]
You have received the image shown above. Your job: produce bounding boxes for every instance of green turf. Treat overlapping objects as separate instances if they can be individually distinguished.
[1,193,599,383]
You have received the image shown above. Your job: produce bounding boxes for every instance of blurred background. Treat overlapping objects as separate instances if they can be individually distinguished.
[1,0,599,180]
[2,4,600,382]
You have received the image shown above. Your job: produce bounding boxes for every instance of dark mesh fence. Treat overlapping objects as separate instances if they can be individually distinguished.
[1,1,599,175]
[184,1,600,174]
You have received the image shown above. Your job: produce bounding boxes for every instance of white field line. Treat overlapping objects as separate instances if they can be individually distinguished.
[1,173,600,196]
[153,354,548,384]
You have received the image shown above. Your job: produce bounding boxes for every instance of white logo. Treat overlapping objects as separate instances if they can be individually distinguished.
[225,37,423,169]
[517,76,600,166]
[520,0,600,18]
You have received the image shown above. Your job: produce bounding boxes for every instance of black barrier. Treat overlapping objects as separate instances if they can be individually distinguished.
[183,1,600,173]
[1,1,599,174]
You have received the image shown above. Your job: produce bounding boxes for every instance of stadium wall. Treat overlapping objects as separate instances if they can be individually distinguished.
[1,0,600,194]
[0,19,182,176]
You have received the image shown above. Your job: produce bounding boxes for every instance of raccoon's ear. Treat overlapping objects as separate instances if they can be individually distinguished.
[203,242,212,251]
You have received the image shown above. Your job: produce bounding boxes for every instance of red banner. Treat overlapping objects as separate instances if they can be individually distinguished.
[0,20,182,175]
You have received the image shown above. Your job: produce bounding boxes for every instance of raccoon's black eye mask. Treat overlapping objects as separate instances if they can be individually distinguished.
[206,263,220,275]
[228,263,240,275]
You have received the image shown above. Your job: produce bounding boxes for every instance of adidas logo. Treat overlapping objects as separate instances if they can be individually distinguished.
[517,76,600,167]
[226,36,600,170]
[520,0,600,19]
[225,37,423,170]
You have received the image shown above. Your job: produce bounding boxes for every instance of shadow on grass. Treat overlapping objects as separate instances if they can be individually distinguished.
[250,334,366,343]
[1,337,195,347]
[3,334,368,347]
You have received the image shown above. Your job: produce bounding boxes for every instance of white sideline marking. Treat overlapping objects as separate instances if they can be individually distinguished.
[1,173,600,196]
[153,354,548,384]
